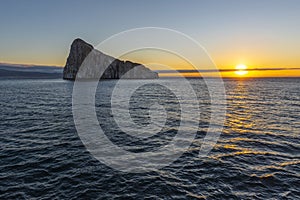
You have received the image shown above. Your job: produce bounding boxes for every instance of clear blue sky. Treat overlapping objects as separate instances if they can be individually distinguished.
[0,0,299,71]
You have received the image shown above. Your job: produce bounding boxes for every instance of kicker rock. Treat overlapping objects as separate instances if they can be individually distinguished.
[63,38,158,80]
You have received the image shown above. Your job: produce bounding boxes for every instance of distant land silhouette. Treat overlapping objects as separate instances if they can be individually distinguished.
[0,64,62,79]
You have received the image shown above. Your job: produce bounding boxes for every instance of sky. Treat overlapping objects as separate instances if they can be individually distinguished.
[0,0,300,77]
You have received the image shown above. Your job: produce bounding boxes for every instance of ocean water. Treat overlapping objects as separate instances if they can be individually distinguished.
[0,78,299,199]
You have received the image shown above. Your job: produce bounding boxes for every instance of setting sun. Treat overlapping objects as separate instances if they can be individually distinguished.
[235,64,248,76]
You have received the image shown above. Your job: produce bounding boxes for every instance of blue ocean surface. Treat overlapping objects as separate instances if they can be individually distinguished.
[0,78,299,199]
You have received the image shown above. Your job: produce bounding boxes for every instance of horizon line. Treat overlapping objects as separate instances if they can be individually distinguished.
[1,62,300,73]
[155,67,300,73]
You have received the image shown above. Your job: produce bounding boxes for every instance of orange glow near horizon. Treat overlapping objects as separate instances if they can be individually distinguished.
[118,49,300,78]
[2,49,300,78]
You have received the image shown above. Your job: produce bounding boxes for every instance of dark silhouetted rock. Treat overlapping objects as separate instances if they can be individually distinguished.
[63,38,158,80]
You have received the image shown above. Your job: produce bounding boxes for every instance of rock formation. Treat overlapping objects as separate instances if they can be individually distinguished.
[63,38,158,80]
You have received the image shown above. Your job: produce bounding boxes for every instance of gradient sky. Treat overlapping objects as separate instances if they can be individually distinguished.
[0,0,300,77]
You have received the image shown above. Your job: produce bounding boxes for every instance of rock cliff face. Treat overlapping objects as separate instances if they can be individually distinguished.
[63,38,158,80]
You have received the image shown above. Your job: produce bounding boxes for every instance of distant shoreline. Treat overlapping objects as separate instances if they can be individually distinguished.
[1,76,300,80]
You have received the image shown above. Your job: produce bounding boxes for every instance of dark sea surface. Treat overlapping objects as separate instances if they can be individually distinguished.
[0,78,299,199]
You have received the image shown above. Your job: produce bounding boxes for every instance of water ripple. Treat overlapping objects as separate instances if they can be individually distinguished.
[0,78,299,199]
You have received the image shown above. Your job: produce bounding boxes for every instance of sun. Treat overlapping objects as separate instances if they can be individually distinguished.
[235,64,248,76]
